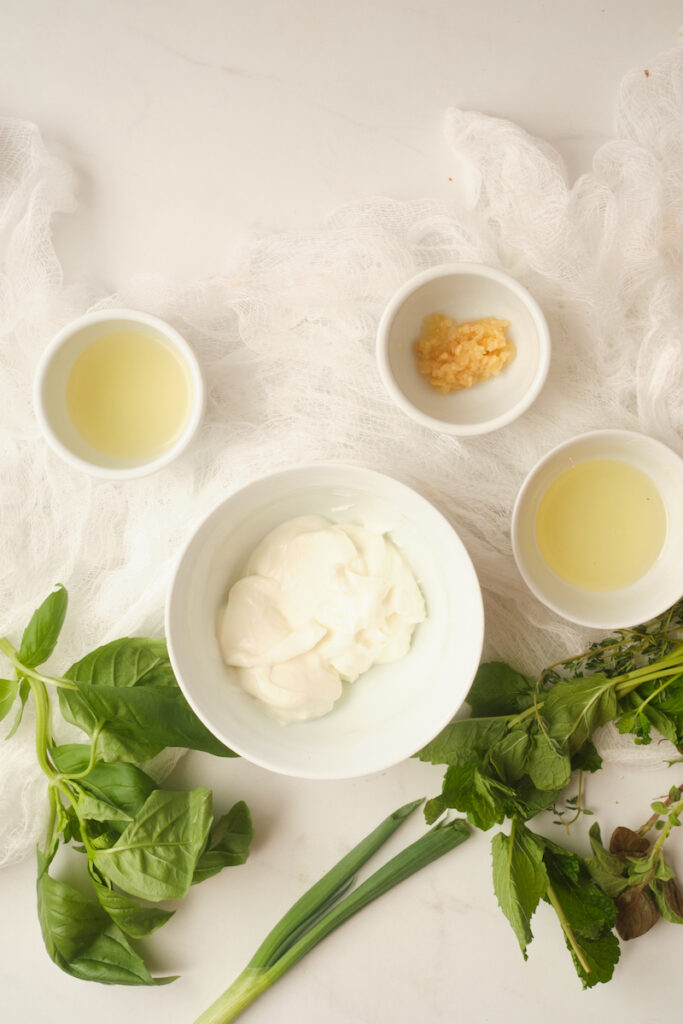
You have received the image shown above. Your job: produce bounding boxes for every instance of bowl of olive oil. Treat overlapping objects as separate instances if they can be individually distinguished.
[34,309,204,478]
[512,430,683,628]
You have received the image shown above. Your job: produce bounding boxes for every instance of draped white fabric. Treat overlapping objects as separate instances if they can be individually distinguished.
[1,44,681,866]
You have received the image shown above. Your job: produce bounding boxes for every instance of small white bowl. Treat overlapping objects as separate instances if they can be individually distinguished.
[165,463,484,780]
[512,430,683,629]
[34,309,205,479]
[376,263,551,435]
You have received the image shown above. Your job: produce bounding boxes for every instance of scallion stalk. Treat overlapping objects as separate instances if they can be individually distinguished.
[194,802,470,1024]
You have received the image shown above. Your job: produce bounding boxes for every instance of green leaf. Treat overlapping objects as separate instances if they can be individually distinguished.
[524,730,572,791]
[193,801,254,884]
[4,678,29,738]
[93,788,213,901]
[543,674,618,754]
[491,819,548,959]
[650,878,683,924]
[37,856,174,985]
[584,823,630,898]
[466,662,535,717]
[76,791,133,825]
[563,929,621,989]
[90,876,174,938]
[571,741,602,774]
[59,639,234,761]
[489,730,530,783]
[18,585,68,669]
[437,762,508,831]
[0,677,18,723]
[417,717,508,766]
[51,746,158,819]
[543,842,619,988]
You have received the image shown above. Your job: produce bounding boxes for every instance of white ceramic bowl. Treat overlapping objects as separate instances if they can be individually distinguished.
[166,463,484,779]
[512,430,683,629]
[34,309,204,478]
[376,263,551,435]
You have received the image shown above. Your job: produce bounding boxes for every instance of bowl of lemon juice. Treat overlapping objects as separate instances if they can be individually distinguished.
[34,309,204,478]
[512,430,683,628]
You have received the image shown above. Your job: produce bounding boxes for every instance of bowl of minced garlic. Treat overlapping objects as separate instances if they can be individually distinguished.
[414,314,515,393]
[376,263,551,436]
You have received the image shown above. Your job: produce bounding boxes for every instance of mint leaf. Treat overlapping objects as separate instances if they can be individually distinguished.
[543,674,618,754]
[524,730,572,791]
[437,763,508,831]
[417,718,508,766]
[466,662,535,717]
[491,819,548,959]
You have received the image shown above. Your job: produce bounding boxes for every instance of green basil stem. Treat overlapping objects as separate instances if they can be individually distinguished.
[0,637,78,689]
[194,813,470,1024]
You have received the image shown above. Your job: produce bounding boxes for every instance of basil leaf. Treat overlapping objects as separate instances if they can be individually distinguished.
[51,746,158,818]
[93,788,213,901]
[76,791,133,824]
[90,876,174,938]
[0,677,18,723]
[193,801,254,884]
[466,662,535,717]
[59,638,234,761]
[18,585,68,669]
[65,637,176,689]
[417,717,508,766]
[491,819,548,959]
[37,855,174,985]
[60,681,233,761]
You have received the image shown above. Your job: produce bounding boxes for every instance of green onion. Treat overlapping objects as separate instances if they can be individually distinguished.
[194,801,470,1024]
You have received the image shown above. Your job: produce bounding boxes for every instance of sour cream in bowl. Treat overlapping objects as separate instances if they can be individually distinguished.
[166,463,484,780]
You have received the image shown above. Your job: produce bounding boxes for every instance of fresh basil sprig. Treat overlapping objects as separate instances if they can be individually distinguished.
[0,586,253,985]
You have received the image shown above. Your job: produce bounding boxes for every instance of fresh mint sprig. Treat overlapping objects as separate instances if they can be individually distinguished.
[418,598,683,987]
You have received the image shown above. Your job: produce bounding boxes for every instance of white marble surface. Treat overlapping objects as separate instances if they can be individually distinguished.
[1,1,682,1022]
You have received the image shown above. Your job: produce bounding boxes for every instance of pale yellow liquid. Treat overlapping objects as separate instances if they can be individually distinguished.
[535,459,666,592]
[66,330,192,460]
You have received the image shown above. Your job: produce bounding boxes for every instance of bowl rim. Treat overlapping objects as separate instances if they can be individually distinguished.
[164,460,486,779]
[511,428,683,628]
[33,307,205,479]
[376,261,551,436]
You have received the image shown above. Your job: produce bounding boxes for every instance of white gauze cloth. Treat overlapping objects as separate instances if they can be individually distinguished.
[1,46,682,867]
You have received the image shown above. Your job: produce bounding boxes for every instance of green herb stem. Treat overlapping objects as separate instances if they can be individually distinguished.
[545,882,591,975]
[194,816,469,1024]
[0,637,78,690]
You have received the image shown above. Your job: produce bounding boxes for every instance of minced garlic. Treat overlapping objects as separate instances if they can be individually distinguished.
[414,313,515,393]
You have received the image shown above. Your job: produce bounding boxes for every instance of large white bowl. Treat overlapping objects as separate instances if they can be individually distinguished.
[512,430,683,629]
[166,464,484,779]
[376,263,551,435]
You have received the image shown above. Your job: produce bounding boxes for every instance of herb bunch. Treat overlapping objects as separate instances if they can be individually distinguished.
[0,586,253,985]
[418,599,683,987]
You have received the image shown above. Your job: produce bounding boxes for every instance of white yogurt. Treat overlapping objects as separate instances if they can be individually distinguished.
[218,515,426,722]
